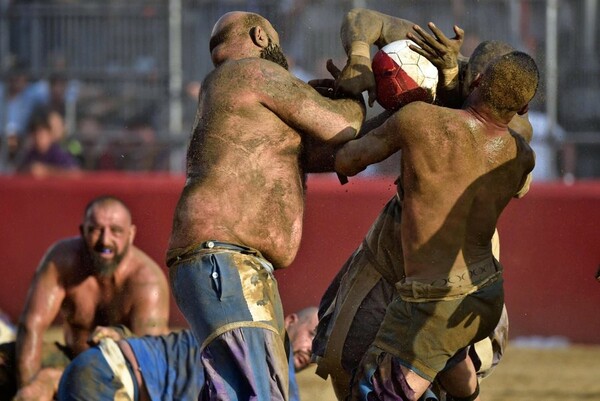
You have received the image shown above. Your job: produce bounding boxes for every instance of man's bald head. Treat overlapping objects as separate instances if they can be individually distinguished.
[83,195,131,225]
[209,11,283,67]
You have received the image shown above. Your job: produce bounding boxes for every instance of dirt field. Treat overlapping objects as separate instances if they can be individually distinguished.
[296,344,600,401]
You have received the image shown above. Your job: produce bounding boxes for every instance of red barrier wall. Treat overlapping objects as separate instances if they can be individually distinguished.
[0,173,599,343]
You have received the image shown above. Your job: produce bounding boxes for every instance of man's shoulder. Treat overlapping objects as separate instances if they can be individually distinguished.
[211,58,292,87]
[45,237,83,264]
[127,247,166,280]
[30,238,83,284]
[393,101,451,130]
[398,101,444,115]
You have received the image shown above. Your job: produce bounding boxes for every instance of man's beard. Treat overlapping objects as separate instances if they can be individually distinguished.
[260,41,289,70]
[293,349,312,372]
[87,243,129,277]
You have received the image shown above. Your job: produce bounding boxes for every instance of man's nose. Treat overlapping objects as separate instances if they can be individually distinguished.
[97,228,110,243]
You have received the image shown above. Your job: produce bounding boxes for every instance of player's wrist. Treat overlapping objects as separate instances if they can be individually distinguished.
[348,53,373,75]
[349,41,371,60]
[441,65,459,88]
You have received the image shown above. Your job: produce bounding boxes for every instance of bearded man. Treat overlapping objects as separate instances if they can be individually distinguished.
[167,11,364,401]
[0,195,169,401]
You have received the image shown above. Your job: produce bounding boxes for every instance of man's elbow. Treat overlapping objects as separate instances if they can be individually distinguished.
[334,154,362,177]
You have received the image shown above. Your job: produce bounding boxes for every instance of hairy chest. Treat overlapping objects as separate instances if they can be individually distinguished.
[61,281,131,328]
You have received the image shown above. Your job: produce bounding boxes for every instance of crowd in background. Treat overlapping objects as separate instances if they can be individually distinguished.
[0,57,178,174]
[0,0,598,179]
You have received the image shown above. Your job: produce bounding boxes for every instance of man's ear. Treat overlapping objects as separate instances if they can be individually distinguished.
[79,224,84,237]
[284,313,298,329]
[517,103,529,116]
[129,224,137,244]
[469,73,482,91]
[250,26,269,49]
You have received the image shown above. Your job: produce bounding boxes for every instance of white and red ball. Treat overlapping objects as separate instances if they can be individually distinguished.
[372,39,438,111]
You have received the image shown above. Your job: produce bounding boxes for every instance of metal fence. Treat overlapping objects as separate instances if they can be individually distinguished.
[0,0,598,178]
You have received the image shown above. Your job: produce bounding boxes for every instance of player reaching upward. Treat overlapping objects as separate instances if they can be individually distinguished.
[335,45,539,401]
[313,8,535,401]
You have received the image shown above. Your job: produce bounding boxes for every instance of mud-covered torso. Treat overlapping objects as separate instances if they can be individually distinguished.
[396,103,534,279]
[169,59,307,268]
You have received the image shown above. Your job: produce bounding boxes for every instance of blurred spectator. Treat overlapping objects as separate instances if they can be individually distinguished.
[0,61,47,162]
[183,80,201,132]
[16,109,81,178]
[39,72,79,120]
[528,110,568,182]
[75,113,106,170]
[46,105,84,166]
[100,115,168,171]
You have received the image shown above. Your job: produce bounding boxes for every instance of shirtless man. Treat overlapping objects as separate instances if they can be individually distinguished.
[166,11,364,401]
[333,46,539,401]
[4,195,170,401]
[313,9,532,401]
[56,307,319,401]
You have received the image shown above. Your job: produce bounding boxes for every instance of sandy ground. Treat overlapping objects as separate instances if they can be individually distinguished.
[296,344,600,401]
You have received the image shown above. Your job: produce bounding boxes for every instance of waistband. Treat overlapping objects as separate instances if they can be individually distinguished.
[166,240,264,268]
[397,257,503,302]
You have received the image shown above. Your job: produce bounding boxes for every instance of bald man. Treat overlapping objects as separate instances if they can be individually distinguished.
[1,195,169,401]
[166,11,364,401]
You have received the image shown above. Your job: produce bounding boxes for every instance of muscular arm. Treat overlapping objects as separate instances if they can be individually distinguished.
[338,8,469,109]
[127,269,170,337]
[341,8,414,52]
[16,246,66,387]
[335,104,414,176]
[302,109,395,176]
[336,8,415,104]
[256,60,365,145]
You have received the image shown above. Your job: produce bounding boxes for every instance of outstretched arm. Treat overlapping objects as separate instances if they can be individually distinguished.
[407,22,466,108]
[257,59,366,146]
[336,8,415,106]
[337,8,469,109]
[16,246,66,387]
[334,105,411,177]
